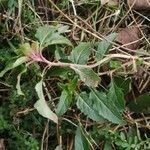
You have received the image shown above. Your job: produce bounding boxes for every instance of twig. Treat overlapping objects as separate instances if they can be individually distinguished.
[43,53,141,68]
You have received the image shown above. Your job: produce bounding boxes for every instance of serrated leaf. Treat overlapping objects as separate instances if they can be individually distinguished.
[90,88,125,124]
[75,127,90,150]
[35,25,56,48]
[35,25,72,49]
[0,56,27,77]
[69,42,92,64]
[71,66,100,87]
[49,33,72,46]
[76,92,105,121]
[16,67,27,95]
[95,33,117,61]
[34,79,58,124]
[107,79,125,112]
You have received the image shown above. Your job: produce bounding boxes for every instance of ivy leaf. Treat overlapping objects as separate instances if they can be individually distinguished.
[71,66,100,87]
[90,88,125,124]
[95,33,117,61]
[69,42,92,64]
[16,67,27,96]
[75,127,90,150]
[35,25,72,49]
[0,56,27,77]
[76,92,105,121]
[34,79,58,124]
[107,79,125,112]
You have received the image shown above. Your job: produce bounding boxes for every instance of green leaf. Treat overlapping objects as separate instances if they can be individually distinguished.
[34,79,58,124]
[69,42,92,64]
[55,47,67,60]
[56,78,77,116]
[49,33,72,46]
[76,92,105,121]
[47,67,74,80]
[75,127,90,150]
[110,60,122,69]
[35,25,56,48]
[104,141,112,150]
[128,93,150,113]
[107,79,125,112]
[35,25,72,49]
[114,77,131,94]
[16,67,27,95]
[19,43,31,55]
[71,66,100,87]
[90,88,125,124]
[95,33,117,61]
[0,56,27,77]
[56,89,72,116]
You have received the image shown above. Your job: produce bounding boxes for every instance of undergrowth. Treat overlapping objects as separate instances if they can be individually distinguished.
[0,0,150,150]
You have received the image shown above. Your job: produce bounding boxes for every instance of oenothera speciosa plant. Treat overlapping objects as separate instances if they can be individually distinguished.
[1,24,139,124]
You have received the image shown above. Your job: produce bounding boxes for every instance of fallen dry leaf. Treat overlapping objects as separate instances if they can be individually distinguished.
[127,0,150,10]
[117,26,141,50]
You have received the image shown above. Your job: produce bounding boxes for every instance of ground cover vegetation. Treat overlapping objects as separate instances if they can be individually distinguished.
[0,0,150,149]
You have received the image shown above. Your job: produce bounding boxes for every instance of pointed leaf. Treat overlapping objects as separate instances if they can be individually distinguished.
[35,25,72,49]
[75,127,90,150]
[107,79,125,112]
[71,66,100,87]
[56,78,77,116]
[49,33,72,46]
[95,33,117,61]
[56,89,72,116]
[90,88,125,124]
[76,92,104,121]
[35,25,56,48]
[113,77,131,94]
[69,42,92,64]
[0,57,27,77]
[34,79,58,124]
